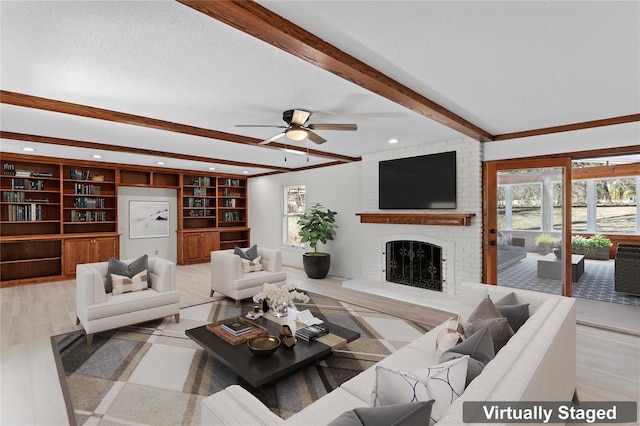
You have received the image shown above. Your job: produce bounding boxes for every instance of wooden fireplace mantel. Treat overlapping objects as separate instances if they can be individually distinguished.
[356,212,475,227]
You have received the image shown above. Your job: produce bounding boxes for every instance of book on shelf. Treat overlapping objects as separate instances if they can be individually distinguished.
[221,319,252,336]
[295,324,329,342]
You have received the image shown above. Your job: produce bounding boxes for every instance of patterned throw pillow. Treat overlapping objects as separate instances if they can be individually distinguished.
[241,256,263,273]
[111,270,149,295]
[435,316,465,358]
[371,356,469,425]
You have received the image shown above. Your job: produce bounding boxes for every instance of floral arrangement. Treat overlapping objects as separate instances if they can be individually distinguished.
[253,283,309,307]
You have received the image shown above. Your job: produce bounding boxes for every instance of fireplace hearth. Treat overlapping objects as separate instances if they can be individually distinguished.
[385,240,443,291]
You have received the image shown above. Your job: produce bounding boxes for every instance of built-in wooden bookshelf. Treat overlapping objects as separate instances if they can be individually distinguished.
[62,165,117,234]
[1,154,251,284]
[177,173,249,264]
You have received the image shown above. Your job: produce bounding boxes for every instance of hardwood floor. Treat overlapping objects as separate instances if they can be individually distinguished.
[1,264,638,425]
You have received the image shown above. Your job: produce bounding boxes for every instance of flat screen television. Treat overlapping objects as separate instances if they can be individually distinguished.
[379,151,456,209]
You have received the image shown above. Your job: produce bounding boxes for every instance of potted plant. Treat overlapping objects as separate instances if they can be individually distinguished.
[297,202,338,279]
[584,234,612,260]
[534,233,558,255]
[571,235,589,255]
[571,234,612,259]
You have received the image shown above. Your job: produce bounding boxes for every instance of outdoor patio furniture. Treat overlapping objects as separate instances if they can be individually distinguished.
[497,232,526,270]
[614,244,640,295]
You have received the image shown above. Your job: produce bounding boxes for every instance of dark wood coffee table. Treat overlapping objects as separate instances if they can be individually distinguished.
[186,316,360,388]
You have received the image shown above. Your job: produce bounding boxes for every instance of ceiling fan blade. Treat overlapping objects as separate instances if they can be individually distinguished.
[259,132,286,145]
[291,109,311,125]
[306,130,327,145]
[235,125,287,128]
[308,123,357,131]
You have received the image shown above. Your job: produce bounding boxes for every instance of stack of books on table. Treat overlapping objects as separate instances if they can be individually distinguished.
[295,324,329,342]
[221,319,252,336]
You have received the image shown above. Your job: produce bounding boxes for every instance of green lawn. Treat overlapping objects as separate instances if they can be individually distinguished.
[498,206,636,233]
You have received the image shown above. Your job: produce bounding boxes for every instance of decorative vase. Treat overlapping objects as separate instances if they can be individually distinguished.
[279,324,296,349]
[270,301,288,317]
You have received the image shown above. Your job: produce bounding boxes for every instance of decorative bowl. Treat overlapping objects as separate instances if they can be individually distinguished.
[247,335,281,356]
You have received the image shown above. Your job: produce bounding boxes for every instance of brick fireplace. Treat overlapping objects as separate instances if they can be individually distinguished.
[347,138,483,300]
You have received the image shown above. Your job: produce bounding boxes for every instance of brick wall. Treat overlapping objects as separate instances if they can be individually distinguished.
[359,137,483,294]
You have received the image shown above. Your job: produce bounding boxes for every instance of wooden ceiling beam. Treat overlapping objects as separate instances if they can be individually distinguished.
[0,131,288,171]
[178,0,494,142]
[493,114,640,141]
[0,90,360,163]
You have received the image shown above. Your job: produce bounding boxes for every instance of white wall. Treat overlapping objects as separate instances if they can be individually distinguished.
[248,161,361,279]
[117,187,178,262]
[484,122,639,161]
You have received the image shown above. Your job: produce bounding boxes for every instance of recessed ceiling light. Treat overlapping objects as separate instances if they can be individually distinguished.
[242,171,249,174]
[22,147,35,152]
[92,154,102,159]
[157,161,165,165]
[388,138,399,144]
[208,167,216,171]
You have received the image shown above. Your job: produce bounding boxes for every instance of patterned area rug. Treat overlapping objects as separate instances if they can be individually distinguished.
[499,257,639,307]
[52,293,431,425]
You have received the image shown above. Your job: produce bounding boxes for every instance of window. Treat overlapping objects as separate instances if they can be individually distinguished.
[596,178,637,233]
[572,177,638,234]
[283,185,305,246]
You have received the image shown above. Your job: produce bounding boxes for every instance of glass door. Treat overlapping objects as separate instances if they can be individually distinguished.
[484,158,572,296]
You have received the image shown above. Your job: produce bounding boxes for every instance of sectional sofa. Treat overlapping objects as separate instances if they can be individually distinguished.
[200,281,577,425]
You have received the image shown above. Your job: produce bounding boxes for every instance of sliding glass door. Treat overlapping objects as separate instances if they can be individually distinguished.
[485,158,573,296]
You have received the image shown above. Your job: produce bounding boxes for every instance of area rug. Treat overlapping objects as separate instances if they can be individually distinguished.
[498,257,639,307]
[52,293,431,425]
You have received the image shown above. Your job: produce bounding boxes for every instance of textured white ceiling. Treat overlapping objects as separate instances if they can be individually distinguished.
[1,1,638,174]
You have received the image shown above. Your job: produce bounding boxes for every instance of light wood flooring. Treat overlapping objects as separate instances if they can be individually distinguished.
[1,264,638,425]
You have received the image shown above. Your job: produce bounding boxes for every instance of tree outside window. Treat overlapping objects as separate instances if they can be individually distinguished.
[283,185,305,246]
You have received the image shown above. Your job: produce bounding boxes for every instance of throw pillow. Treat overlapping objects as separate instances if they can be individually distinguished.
[497,231,512,246]
[234,245,258,261]
[105,255,150,294]
[241,256,263,273]
[495,292,530,332]
[439,326,495,387]
[464,296,514,352]
[327,401,434,426]
[435,315,465,358]
[372,356,468,425]
[111,270,149,295]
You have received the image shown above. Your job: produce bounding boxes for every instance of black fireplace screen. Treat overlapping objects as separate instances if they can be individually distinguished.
[385,240,443,291]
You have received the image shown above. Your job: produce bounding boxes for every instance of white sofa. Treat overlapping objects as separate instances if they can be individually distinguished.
[210,247,287,305]
[200,282,576,425]
[76,257,180,345]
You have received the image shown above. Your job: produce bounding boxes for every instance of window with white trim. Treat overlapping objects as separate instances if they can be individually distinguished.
[283,185,305,246]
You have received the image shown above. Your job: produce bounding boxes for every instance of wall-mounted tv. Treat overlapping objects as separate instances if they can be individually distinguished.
[379,151,456,209]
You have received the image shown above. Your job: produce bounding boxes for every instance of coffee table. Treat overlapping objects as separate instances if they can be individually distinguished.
[536,253,585,282]
[185,315,360,388]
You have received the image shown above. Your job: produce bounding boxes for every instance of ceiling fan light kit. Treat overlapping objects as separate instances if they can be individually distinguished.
[285,127,308,141]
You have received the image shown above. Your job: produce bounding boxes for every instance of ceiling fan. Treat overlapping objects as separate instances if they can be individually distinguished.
[235,109,357,145]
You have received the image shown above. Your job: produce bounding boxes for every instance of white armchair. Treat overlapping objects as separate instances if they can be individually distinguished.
[76,256,181,345]
[210,247,287,305]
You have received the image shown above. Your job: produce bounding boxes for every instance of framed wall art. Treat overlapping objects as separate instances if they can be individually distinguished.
[129,200,170,239]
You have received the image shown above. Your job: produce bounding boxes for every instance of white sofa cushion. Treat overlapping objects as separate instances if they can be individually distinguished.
[86,289,180,321]
[286,388,368,426]
[235,270,287,289]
